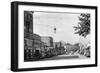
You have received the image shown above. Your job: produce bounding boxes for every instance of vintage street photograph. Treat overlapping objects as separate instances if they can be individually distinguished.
[24,11,91,62]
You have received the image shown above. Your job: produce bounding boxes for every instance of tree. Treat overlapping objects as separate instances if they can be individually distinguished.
[74,13,90,37]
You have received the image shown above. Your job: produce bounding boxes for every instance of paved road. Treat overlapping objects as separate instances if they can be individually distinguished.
[40,54,79,61]
[39,53,87,61]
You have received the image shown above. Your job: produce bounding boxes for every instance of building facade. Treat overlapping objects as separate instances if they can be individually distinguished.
[24,11,44,61]
[24,11,33,34]
[41,37,53,47]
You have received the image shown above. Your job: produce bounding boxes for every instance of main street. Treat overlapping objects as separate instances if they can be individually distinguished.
[40,53,87,61]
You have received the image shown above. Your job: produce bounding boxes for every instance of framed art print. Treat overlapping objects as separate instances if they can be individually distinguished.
[11,1,98,71]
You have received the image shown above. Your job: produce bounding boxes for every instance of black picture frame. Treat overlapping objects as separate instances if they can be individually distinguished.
[11,1,98,72]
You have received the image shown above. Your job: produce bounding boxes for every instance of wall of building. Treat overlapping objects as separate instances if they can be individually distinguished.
[41,37,53,47]
[24,11,33,33]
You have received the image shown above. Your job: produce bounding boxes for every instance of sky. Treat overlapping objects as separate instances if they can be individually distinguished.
[33,11,90,44]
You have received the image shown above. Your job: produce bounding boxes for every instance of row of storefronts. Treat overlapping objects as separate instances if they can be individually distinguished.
[24,32,57,61]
